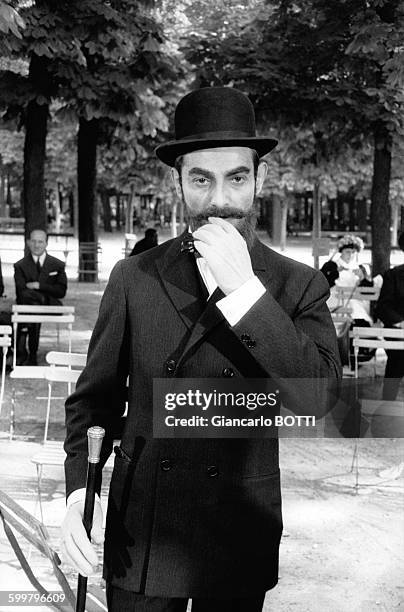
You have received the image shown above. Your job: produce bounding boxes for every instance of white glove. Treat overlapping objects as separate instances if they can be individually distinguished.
[60,497,104,576]
[193,217,254,295]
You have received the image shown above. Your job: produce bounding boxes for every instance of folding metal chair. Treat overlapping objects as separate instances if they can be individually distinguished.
[42,352,86,444]
[350,326,404,491]
[0,489,107,611]
[11,305,75,369]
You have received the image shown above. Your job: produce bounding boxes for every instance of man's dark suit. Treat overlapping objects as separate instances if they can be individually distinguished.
[14,253,67,357]
[64,234,340,599]
[376,264,404,400]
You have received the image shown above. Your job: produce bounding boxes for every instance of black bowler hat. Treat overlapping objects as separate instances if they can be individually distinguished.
[155,87,278,167]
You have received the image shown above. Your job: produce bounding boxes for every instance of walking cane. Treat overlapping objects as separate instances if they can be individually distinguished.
[76,426,105,612]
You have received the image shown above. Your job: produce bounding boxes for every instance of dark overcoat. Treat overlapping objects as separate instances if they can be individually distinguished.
[64,233,340,598]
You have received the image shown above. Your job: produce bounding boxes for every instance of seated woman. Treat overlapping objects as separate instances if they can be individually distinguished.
[321,235,374,366]
[321,234,373,322]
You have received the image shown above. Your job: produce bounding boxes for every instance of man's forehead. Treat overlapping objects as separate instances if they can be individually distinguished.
[30,230,47,241]
[181,146,255,171]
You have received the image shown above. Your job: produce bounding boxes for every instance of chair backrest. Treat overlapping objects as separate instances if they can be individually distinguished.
[45,368,82,383]
[351,326,404,377]
[11,305,75,325]
[351,326,404,341]
[11,304,74,325]
[335,286,380,302]
[12,305,74,314]
[0,325,12,347]
[46,351,87,368]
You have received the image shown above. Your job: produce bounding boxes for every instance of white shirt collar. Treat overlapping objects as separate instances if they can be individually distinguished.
[33,252,46,266]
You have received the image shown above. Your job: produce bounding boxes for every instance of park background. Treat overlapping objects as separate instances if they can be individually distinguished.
[0,1,403,612]
[0,0,403,275]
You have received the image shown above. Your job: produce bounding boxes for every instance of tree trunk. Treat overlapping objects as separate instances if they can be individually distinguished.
[370,121,392,276]
[78,117,99,281]
[23,99,48,240]
[391,203,399,247]
[116,194,121,230]
[68,190,74,228]
[312,179,322,270]
[6,173,12,211]
[0,155,5,217]
[357,198,367,232]
[100,189,112,232]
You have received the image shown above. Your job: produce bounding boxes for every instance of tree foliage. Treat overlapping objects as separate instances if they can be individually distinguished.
[180,0,404,272]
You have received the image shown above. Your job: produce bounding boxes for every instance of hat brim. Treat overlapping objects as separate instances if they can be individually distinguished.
[155,137,278,167]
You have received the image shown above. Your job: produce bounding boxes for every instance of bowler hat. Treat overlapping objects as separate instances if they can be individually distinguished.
[155,87,278,167]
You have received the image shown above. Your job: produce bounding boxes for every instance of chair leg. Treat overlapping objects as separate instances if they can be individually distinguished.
[9,384,16,441]
[0,347,6,418]
[36,463,44,525]
[44,381,52,444]
[351,439,360,494]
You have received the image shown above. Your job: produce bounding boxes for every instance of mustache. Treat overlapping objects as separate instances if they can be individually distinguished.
[189,205,254,223]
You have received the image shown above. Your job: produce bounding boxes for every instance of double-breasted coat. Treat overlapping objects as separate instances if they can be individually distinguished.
[64,233,340,598]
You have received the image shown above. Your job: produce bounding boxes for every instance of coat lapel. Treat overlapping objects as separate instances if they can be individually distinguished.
[39,254,50,280]
[155,233,207,331]
[27,254,38,280]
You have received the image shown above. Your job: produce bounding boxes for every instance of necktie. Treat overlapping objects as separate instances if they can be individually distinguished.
[36,258,41,277]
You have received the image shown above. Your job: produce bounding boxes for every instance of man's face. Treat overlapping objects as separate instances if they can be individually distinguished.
[172,147,267,246]
[28,230,47,257]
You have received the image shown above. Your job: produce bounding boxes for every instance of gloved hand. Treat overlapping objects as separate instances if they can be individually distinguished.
[60,497,104,576]
[193,217,254,295]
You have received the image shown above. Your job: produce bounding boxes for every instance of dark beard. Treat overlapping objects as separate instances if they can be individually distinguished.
[185,203,258,251]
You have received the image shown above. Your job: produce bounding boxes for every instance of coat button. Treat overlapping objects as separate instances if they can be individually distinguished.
[241,333,251,343]
[160,459,173,471]
[246,339,256,348]
[222,367,234,378]
[165,359,176,374]
[207,465,219,478]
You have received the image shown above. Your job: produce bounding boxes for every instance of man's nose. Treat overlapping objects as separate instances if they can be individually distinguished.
[210,182,228,208]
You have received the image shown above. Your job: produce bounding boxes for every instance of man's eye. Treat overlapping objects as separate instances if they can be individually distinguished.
[193,177,209,185]
[231,176,247,184]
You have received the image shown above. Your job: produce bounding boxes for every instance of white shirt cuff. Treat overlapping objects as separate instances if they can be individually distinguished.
[66,488,101,508]
[217,275,266,326]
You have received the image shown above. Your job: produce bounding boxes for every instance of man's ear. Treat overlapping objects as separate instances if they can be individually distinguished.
[255,161,268,195]
[171,168,182,198]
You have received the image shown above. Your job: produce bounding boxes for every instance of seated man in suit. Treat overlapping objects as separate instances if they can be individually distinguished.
[14,229,67,365]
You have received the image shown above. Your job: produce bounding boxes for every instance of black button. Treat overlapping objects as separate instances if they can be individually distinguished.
[165,359,176,374]
[222,367,234,378]
[246,339,256,348]
[207,465,219,478]
[160,459,173,471]
[241,334,251,343]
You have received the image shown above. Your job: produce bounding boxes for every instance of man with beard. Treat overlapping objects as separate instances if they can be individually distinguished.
[62,87,340,611]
